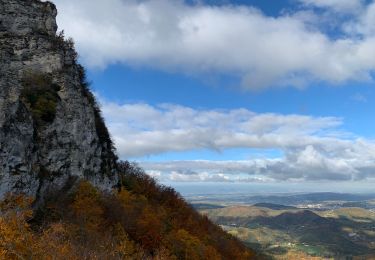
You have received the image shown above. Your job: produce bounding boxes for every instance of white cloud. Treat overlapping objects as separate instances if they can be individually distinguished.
[348,2,375,36]
[101,100,349,157]
[146,170,162,179]
[168,171,232,182]
[51,0,375,89]
[141,141,375,181]
[100,99,375,182]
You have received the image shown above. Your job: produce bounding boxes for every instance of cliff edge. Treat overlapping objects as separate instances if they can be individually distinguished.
[0,0,118,200]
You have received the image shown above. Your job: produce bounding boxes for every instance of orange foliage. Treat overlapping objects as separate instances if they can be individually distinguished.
[0,161,257,259]
[137,206,164,251]
[0,194,39,259]
[71,181,104,231]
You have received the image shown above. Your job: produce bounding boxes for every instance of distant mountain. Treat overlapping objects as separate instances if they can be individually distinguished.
[258,210,370,256]
[287,192,375,202]
[241,192,375,205]
[255,210,334,229]
[191,203,225,210]
[342,200,375,209]
[253,203,296,210]
[203,205,375,258]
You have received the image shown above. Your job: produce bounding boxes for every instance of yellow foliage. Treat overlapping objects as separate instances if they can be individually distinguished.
[38,222,80,260]
[168,229,216,260]
[111,223,142,259]
[0,194,40,259]
[0,179,255,260]
[71,181,104,231]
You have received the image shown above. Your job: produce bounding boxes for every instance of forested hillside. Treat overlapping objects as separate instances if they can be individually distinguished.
[0,162,257,259]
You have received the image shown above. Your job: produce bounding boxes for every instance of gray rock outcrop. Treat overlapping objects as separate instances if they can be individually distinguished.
[0,0,118,200]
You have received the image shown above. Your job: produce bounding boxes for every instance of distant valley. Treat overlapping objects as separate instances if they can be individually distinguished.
[190,192,375,259]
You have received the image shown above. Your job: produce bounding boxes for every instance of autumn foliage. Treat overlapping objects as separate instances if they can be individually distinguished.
[0,161,256,259]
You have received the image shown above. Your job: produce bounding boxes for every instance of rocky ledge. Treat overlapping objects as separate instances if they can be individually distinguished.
[0,0,118,201]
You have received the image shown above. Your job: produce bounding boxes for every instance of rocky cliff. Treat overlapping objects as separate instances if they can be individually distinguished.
[0,0,118,200]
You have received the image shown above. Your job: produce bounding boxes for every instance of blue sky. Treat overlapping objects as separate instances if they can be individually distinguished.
[88,64,375,138]
[52,0,375,191]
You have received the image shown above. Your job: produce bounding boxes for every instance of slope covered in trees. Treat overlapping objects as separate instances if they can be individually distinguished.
[0,162,257,259]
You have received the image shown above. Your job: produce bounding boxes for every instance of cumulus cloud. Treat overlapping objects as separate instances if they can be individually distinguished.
[101,100,349,157]
[349,3,375,35]
[140,141,375,182]
[169,171,232,182]
[51,0,375,89]
[100,99,375,182]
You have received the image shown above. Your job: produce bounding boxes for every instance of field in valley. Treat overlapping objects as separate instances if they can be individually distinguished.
[191,193,375,259]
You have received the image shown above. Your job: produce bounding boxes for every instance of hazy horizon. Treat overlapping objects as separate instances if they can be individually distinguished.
[162,181,375,196]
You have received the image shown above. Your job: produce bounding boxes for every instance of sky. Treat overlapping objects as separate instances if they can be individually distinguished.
[49,0,375,193]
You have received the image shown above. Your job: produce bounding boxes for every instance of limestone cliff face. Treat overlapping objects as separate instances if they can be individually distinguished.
[0,0,118,199]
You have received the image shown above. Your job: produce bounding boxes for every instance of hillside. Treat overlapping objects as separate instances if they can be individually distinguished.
[202,205,375,258]
[0,0,257,259]
[253,203,297,210]
[1,162,256,259]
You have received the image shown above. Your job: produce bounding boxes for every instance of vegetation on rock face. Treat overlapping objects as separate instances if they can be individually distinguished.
[20,71,61,125]
[78,65,114,150]
[52,30,77,59]
[78,65,118,172]
[0,162,256,259]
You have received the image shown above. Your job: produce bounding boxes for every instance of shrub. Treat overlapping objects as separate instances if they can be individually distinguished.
[52,30,78,62]
[20,72,61,125]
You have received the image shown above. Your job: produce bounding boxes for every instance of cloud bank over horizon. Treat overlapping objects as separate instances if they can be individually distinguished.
[52,0,375,89]
[101,99,375,182]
